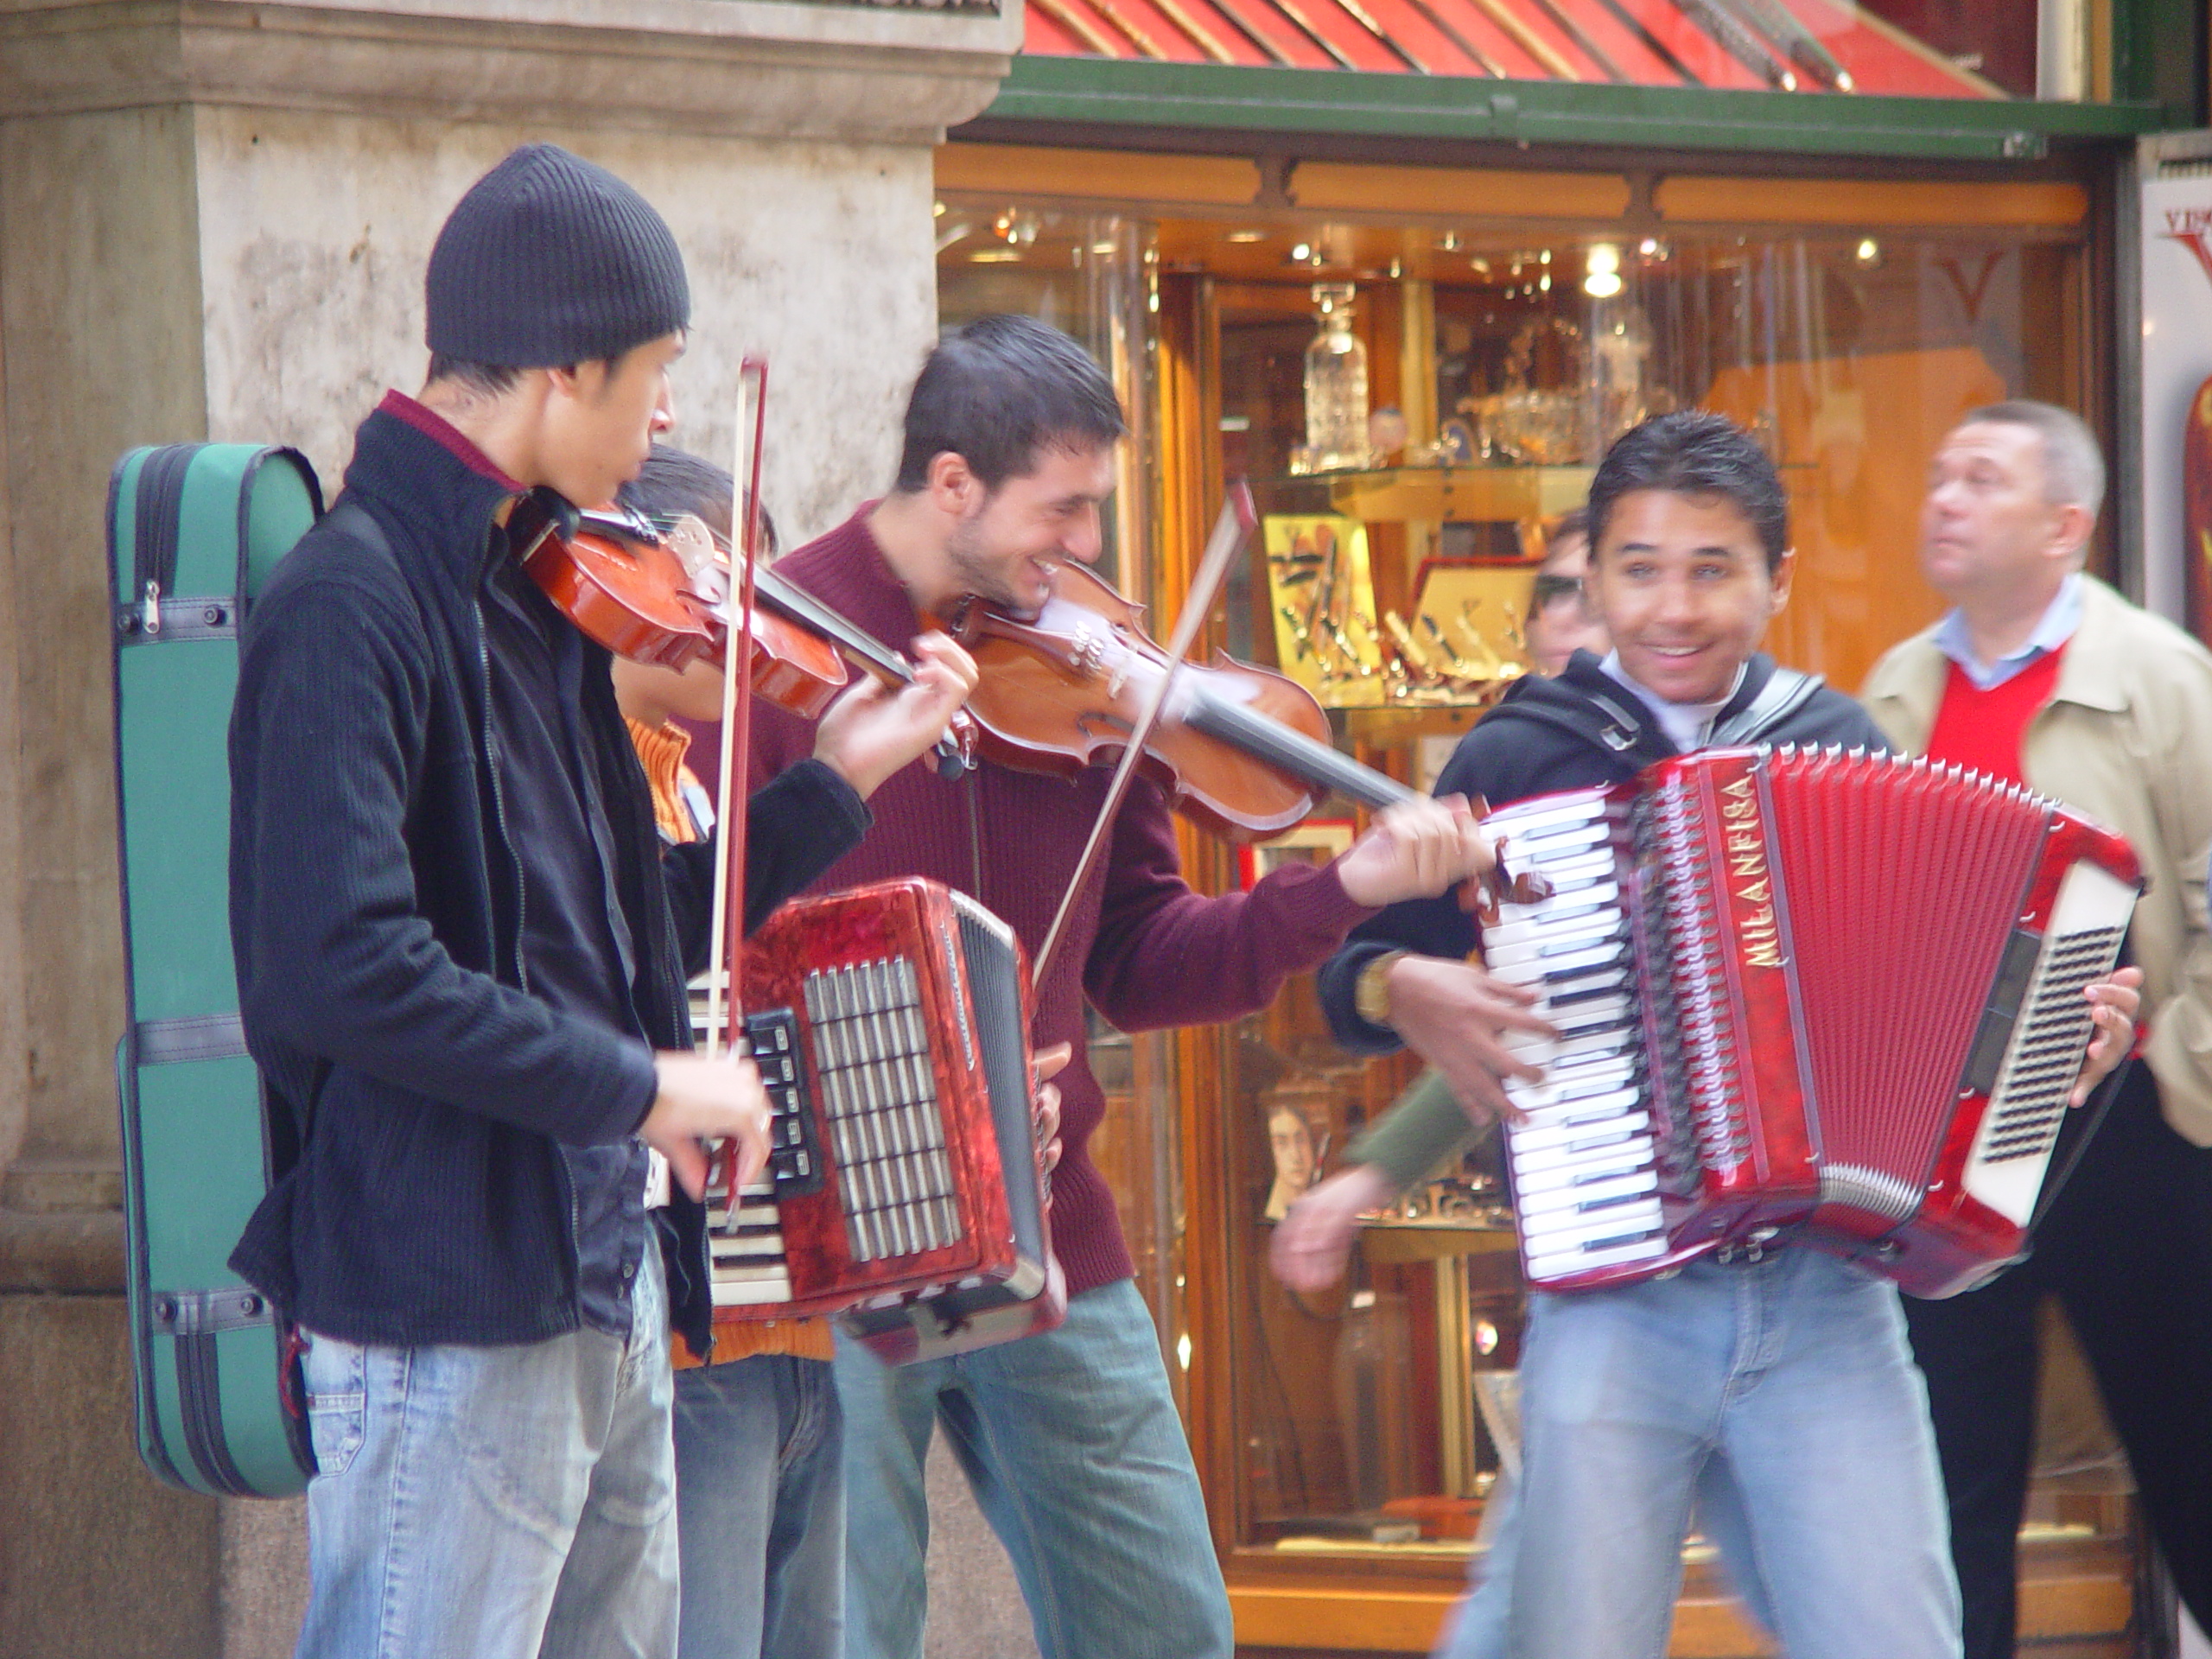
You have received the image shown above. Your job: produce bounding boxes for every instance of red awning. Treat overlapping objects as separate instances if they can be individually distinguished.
[1022,0,1997,99]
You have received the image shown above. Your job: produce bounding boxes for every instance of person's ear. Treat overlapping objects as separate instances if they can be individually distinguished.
[925,451,982,518]
[1767,547,1797,618]
[2050,502,2094,566]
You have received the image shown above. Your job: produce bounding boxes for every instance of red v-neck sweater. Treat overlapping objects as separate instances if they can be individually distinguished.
[1923,645,2067,785]
[746,508,1377,1295]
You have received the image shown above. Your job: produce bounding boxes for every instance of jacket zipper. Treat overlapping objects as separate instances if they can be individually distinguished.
[474,591,584,1295]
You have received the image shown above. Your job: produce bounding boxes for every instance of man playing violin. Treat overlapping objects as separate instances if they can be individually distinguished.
[745,313,1499,1659]
[226,144,973,1659]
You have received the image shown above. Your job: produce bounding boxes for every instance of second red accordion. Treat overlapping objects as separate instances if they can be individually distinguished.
[1484,747,2142,1299]
[699,877,1065,1363]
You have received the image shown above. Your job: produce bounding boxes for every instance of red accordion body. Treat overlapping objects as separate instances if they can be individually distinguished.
[1484,747,2142,1299]
[701,877,1065,1362]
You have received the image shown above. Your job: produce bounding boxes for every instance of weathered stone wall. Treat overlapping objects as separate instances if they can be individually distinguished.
[191,109,940,544]
[0,3,1013,1652]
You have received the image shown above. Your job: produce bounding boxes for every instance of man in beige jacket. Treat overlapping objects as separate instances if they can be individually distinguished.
[1863,400,2212,1659]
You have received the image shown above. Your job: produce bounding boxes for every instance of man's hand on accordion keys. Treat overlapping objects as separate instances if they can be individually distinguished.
[641,1051,774,1201]
[1333,795,1499,910]
[2075,966,2144,1107]
[1382,955,1561,1128]
[1032,1041,1071,1198]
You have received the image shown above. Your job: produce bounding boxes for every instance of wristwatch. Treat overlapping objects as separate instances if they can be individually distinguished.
[1354,950,1408,1030]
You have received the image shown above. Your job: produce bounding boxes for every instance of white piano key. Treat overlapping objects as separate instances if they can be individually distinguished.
[1510,1109,1651,1154]
[1517,1169,1661,1216]
[1503,1022,1636,1067]
[1526,1234,1669,1280]
[1487,793,1609,836]
[1518,1196,1665,1247]
[1513,1149,1657,1195]
[711,1274,798,1306]
[1484,902,1616,950]
[1485,909,1624,956]
[1512,1127,1657,1175]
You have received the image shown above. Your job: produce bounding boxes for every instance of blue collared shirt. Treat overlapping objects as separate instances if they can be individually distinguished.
[1931,573,2083,690]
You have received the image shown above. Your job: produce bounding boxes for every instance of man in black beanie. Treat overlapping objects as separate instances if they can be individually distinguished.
[227,143,976,1659]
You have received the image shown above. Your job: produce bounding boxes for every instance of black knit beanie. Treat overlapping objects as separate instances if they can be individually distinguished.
[425,143,690,368]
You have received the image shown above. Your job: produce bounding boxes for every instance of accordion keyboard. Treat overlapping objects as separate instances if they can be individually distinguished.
[1484,792,1671,1282]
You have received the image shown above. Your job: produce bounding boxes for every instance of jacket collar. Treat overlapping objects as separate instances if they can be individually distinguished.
[1501,651,1782,764]
[340,393,531,603]
[1883,575,2132,718]
[2044,576,2133,714]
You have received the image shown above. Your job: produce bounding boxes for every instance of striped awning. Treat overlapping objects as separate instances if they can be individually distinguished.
[1021,0,1999,98]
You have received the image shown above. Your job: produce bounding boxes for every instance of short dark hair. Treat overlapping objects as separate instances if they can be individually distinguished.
[424,354,524,397]
[1958,400,2106,523]
[617,442,777,557]
[894,315,1127,494]
[1587,411,1789,573]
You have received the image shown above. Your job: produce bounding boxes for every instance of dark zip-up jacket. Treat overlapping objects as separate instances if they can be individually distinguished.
[227,396,868,1355]
[1317,650,1886,1052]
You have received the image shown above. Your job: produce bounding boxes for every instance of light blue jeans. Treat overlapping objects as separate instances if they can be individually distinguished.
[835,1277,1233,1659]
[295,1245,678,1659]
[1440,1249,1958,1659]
[673,1352,844,1659]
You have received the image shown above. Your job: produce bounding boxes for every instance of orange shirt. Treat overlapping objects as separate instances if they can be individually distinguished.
[625,716,836,1368]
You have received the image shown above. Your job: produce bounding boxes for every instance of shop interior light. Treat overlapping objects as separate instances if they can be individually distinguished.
[932,200,947,218]
[1856,237,1882,266]
[1290,242,1312,261]
[1226,229,1265,243]
[1584,241,1624,297]
[969,249,1022,263]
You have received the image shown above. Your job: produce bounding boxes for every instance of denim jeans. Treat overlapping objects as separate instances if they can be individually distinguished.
[1441,1249,1958,1659]
[835,1277,1232,1659]
[672,1353,843,1659]
[294,1244,678,1659]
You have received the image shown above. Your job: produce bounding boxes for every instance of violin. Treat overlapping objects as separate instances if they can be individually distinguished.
[515,491,975,773]
[944,558,1415,842]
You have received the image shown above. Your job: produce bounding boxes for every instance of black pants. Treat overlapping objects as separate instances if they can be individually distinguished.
[1904,1063,2212,1659]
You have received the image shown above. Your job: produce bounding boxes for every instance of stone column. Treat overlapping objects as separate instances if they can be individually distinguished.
[0,4,1014,1653]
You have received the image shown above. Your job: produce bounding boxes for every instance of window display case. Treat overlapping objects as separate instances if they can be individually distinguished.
[937,157,2143,1655]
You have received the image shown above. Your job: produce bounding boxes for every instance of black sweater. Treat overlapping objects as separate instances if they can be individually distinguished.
[1316,651,1887,1053]
[227,399,867,1354]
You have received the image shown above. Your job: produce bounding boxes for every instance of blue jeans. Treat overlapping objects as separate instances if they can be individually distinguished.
[836,1277,1232,1659]
[1441,1249,1958,1659]
[673,1353,843,1659]
[294,1245,678,1659]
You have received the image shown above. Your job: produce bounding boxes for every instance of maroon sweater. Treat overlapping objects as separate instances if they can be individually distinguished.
[748,508,1377,1294]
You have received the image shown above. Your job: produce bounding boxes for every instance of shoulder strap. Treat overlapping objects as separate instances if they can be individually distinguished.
[1711,666,1826,747]
[1493,677,1666,765]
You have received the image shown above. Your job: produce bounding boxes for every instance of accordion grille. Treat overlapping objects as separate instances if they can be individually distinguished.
[801,957,960,1263]
[1977,924,2128,1164]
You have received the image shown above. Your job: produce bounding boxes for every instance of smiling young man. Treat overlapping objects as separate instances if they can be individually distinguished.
[226,145,968,1659]
[743,313,1500,1659]
[1311,411,1978,1659]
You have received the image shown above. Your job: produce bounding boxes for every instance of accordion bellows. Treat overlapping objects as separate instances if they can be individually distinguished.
[1484,747,2142,1299]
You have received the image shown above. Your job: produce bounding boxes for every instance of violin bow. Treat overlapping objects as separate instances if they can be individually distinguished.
[1032,484,1261,989]
[705,356,770,1073]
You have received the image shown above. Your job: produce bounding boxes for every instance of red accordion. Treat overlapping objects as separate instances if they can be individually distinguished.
[1484,747,2142,1299]
[700,877,1065,1363]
